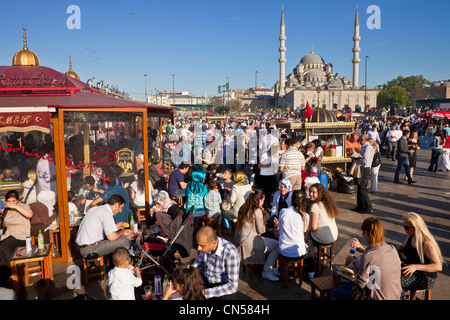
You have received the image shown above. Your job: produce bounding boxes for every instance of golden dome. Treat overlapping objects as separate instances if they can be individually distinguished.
[65,56,80,80]
[12,26,40,66]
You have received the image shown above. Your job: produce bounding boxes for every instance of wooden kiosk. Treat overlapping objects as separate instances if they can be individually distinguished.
[0,64,173,262]
[276,108,355,181]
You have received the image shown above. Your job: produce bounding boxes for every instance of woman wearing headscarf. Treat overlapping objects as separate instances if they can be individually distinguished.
[270,178,293,218]
[151,190,178,220]
[222,172,252,234]
[152,190,192,258]
[183,171,207,218]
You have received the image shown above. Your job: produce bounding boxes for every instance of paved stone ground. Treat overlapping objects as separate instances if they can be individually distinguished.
[13,149,450,301]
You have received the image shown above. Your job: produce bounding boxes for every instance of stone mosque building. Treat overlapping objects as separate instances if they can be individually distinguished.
[274,7,378,112]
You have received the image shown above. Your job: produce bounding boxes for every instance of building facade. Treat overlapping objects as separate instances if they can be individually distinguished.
[148,91,210,106]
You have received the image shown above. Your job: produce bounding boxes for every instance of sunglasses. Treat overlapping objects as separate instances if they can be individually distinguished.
[402,224,413,231]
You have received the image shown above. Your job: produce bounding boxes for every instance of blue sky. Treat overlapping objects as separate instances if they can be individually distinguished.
[1,0,449,100]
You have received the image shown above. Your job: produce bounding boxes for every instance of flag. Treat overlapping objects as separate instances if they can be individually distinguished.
[304,101,313,118]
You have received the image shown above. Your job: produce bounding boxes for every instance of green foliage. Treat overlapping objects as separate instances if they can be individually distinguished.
[378,75,432,107]
[377,85,408,108]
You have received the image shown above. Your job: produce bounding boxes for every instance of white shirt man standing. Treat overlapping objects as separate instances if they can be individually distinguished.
[385,125,402,161]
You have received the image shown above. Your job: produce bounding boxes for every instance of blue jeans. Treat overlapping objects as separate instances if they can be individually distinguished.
[330,283,353,300]
[394,158,412,182]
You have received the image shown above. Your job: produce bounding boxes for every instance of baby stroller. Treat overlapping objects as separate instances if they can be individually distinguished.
[135,206,194,278]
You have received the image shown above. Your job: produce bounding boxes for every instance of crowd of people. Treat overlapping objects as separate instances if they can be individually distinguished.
[0,108,447,300]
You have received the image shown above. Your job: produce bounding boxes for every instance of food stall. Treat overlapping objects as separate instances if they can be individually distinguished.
[276,108,355,182]
[0,64,173,262]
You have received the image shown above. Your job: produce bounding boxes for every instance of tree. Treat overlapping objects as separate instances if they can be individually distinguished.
[226,99,242,111]
[377,85,408,108]
[381,75,432,106]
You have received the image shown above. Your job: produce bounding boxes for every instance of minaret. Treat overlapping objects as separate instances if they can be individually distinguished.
[278,7,286,97]
[352,6,361,88]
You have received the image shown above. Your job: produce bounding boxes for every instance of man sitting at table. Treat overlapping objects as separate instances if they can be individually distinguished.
[75,194,132,261]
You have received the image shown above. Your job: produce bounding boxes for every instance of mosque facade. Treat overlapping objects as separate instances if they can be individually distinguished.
[274,7,378,112]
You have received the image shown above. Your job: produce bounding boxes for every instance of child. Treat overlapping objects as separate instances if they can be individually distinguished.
[303,166,320,199]
[68,190,79,218]
[217,169,234,199]
[162,265,206,300]
[204,180,222,218]
[108,247,142,300]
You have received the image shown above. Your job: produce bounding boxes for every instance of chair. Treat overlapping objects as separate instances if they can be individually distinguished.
[135,207,147,224]
[164,161,172,170]
[278,255,304,288]
[171,196,184,207]
[314,243,334,272]
[409,289,432,300]
[242,264,263,277]
[310,276,339,300]
[198,215,221,237]
[82,255,105,286]
[20,260,45,287]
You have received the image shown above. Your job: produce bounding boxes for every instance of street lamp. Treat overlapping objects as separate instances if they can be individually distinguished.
[144,74,148,102]
[172,74,175,106]
[226,77,229,105]
[364,55,370,111]
[316,86,321,109]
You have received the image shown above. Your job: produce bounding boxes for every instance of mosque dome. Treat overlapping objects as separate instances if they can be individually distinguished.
[288,77,299,86]
[309,107,338,123]
[12,27,40,66]
[300,48,325,65]
[328,78,343,88]
[65,56,80,80]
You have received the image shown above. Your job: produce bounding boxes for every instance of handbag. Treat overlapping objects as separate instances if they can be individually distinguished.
[350,285,370,300]
[371,151,381,167]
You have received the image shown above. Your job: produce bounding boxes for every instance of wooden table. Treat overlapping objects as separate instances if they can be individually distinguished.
[10,243,53,298]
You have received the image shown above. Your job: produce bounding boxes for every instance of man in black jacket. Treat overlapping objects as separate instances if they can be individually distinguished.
[394,130,416,184]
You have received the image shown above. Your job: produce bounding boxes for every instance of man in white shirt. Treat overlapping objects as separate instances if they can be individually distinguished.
[76,194,132,259]
[36,149,57,194]
[367,124,381,144]
[385,124,402,161]
[259,125,279,154]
